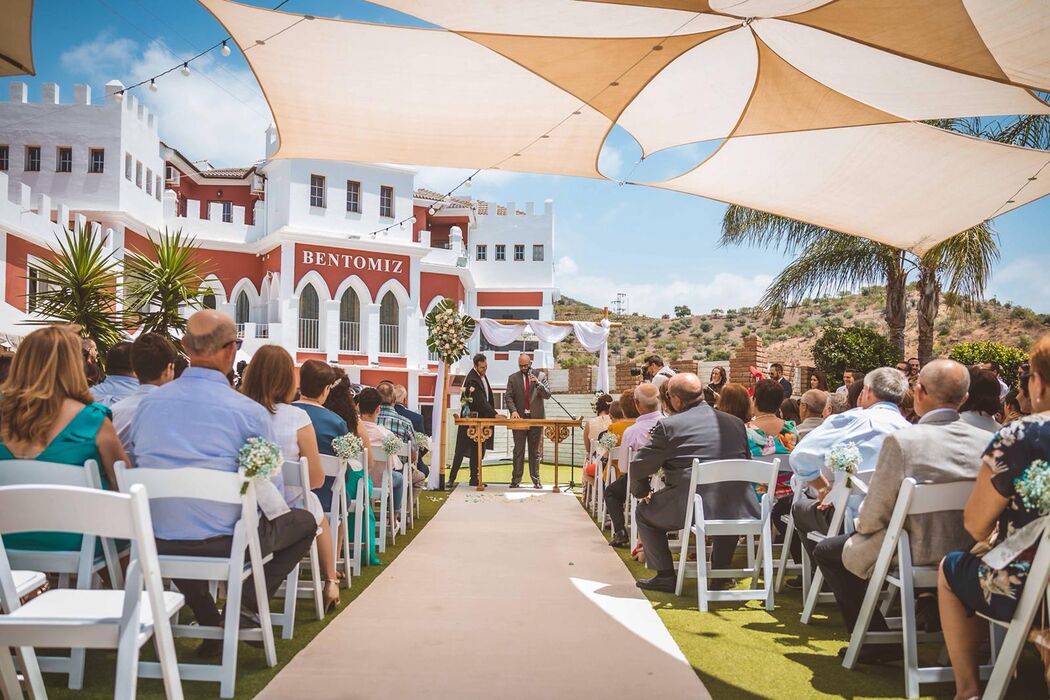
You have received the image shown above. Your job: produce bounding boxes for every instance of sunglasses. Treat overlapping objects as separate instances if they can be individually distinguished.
[222,338,243,350]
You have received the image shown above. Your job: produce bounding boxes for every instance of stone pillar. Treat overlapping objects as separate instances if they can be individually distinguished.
[366,303,381,365]
[322,299,340,362]
[730,334,767,385]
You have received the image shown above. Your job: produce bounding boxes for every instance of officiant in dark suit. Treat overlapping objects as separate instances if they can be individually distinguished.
[448,353,496,489]
[506,353,551,489]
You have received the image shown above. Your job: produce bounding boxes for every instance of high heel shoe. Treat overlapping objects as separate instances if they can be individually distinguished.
[323,579,341,614]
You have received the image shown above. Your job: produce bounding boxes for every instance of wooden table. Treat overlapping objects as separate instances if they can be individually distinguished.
[452,416,584,492]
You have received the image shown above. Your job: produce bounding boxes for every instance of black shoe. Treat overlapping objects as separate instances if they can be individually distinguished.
[533,482,543,490]
[509,482,520,489]
[609,532,629,548]
[709,578,735,591]
[785,577,804,591]
[447,480,459,491]
[196,638,222,659]
[468,481,486,488]
[838,644,903,664]
[636,574,677,593]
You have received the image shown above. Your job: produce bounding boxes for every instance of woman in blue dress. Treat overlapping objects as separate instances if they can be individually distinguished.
[0,326,129,552]
[939,339,1050,700]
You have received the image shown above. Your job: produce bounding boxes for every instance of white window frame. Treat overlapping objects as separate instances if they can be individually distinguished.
[495,244,506,261]
[476,244,487,261]
[532,244,544,261]
[88,148,104,174]
[220,201,232,223]
[135,160,143,188]
[310,174,326,208]
[379,185,394,218]
[56,147,72,173]
[24,146,40,172]
[513,244,525,262]
[145,168,153,195]
[155,175,162,200]
[125,153,133,180]
[26,255,52,314]
[346,180,360,213]
[0,145,8,171]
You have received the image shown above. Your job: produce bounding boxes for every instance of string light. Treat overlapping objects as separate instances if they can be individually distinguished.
[221,40,231,57]
[149,79,158,93]
[180,62,191,77]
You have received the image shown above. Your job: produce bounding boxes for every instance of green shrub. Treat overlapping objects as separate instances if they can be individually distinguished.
[699,321,712,332]
[812,324,900,379]
[948,341,1028,386]
[709,349,731,361]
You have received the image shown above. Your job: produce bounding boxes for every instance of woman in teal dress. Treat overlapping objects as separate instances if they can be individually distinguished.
[0,326,129,552]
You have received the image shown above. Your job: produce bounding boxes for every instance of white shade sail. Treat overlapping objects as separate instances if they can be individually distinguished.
[201,0,1050,250]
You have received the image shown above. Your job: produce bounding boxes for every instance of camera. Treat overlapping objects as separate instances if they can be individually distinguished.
[629,366,652,381]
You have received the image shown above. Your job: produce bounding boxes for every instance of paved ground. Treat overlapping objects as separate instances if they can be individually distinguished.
[258,485,709,700]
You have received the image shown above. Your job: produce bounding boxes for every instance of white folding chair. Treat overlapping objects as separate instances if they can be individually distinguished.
[0,459,126,689]
[346,451,369,577]
[319,454,353,586]
[273,459,323,639]
[843,478,996,699]
[371,453,396,552]
[676,458,780,612]
[115,465,277,699]
[396,444,413,535]
[774,477,807,594]
[981,522,1050,699]
[799,470,873,624]
[0,484,184,700]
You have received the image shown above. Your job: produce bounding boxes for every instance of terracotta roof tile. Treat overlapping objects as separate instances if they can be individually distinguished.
[198,167,252,178]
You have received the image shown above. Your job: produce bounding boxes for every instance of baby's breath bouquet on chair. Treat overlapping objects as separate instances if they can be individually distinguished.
[332,433,365,461]
[598,432,619,451]
[382,434,405,457]
[412,432,431,451]
[237,437,282,495]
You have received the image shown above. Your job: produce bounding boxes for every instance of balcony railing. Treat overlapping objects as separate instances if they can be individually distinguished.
[255,324,269,339]
[379,323,400,354]
[298,318,319,349]
[339,321,361,352]
[235,323,245,339]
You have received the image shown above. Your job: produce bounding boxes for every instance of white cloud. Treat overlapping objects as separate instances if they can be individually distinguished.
[61,35,273,167]
[597,144,624,178]
[555,255,772,316]
[410,164,518,194]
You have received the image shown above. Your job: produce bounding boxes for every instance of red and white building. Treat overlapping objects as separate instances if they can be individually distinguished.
[0,79,560,410]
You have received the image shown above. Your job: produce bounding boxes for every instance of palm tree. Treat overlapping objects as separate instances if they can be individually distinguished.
[123,228,213,346]
[23,226,124,352]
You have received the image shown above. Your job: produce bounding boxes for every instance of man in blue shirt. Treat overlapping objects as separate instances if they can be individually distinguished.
[788,367,911,565]
[128,310,315,657]
[91,341,139,406]
[393,384,429,477]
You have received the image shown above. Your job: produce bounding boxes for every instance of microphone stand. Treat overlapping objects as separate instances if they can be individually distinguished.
[536,371,580,493]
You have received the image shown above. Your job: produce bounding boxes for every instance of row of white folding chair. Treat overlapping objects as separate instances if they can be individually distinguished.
[371,453,397,552]
[799,470,873,625]
[675,458,780,612]
[0,459,126,690]
[0,483,184,700]
[843,478,997,699]
[774,477,808,594]
[319,453,359,583]
[116,465,276,699]
[273,458,324,640]
[396,443,417,535]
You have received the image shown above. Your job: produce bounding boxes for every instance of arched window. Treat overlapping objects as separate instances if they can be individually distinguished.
[298,284,320,349]
[379,291,399,354]
[339,288,361,352]
[234,290,250,325]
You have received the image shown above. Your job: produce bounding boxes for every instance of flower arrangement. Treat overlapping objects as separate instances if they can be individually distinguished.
[1015,459,1050,515]
[598,432,619,451]
[237,437,283,495]
[382,434,405,457]
[424,298,476,365]
[825,442,861,474]
[412,432,431,450]
[331,433,365,460]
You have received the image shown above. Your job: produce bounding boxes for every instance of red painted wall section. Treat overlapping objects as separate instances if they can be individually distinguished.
[476,291,543,307]
[377,356,407,368]
[5,233,54,312]
[419,272,465,313]
[125,227,268,298]
[260,247,281,276]
[338,354,368,365]
[428,216,470,250]
[169,165,261,224]
[360,368,407,387]
[418,374,437,400]
[294,243,410,300]
[296,352,327,364]
[412,205,428,243]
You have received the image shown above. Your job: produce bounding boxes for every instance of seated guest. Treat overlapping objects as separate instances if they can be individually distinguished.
[823,391,849,417]
[241,346,340,612]
[1000,388,1023,424]
[583,394,613,486]
[899,388,919,423]
[808,370,828,392]
[313,366,379,566]
[715,382,751,424]
[1017,364,1033,415]
[606,384,662,548]
[847,377,866,408]
[128,310,316,657]
[112,333,177,448]
[357,387,406,518]
[393,384,429,477]
[796,389,827,439]
[608,388,638,445]
[939,338,1050,700]
[82,337,102,386]
[836,368,864,395]
[977,360,1010,399]
[749,379,800,567]
[779,397,801,424]
[789,368,911,570]
[91,341,138,406]
[630,373,751,593]
[809,360,990,663]
[958,366,1002,433]
[0,326,128,553]
[376,381,423,490]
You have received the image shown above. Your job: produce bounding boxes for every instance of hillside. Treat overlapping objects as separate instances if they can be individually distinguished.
[553,288,1048,369]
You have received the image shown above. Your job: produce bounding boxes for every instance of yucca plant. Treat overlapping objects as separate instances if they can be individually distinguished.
[122,228,213,345]
[23,226,124,353]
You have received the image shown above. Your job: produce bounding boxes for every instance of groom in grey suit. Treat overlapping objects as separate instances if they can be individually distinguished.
[505,353,551,488]
[630,373,752,592]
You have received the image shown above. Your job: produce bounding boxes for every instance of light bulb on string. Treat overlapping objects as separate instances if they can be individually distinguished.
[149,79,158,93]
[115,90,124,103]
[181,63,191,77]
[221,40,231,57]
[465,178,472,189]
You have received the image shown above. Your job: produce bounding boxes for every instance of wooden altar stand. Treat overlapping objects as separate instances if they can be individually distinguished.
[453,416,583,492]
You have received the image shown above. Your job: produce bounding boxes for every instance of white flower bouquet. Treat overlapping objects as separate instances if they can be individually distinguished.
[332,433,365,460]
[412,432,431,450]
[382,434,405,457]
[237,437,283,495]
[424,298,476,365]
[825,442,861,474]
[1016,459,1050,515]
[598,432,619,451]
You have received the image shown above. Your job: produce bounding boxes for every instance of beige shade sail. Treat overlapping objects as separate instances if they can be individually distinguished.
[0,0,35,77]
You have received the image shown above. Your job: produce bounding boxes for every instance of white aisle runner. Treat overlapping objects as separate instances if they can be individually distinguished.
[258,486,709,700]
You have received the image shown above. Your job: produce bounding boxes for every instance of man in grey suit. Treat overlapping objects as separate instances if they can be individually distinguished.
[811,359,993,663]
[629,373,752,593]
[505,353,551,489]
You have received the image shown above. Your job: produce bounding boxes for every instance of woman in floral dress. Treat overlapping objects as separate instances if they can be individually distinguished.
[938,335,1050,700]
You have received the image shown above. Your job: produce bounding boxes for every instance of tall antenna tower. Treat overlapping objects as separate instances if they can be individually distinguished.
[610,292,629,316]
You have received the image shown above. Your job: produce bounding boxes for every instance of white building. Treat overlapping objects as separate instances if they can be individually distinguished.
[0,79,561,411]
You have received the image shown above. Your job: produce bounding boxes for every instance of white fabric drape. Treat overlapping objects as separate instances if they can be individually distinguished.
[428,360,446,491]
[571,319,611,393]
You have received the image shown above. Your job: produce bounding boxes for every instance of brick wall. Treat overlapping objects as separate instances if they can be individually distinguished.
[730,335,767,385]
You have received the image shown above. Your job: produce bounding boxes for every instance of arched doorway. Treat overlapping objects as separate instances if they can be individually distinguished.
[379,291,399,354]
[339,287,361,352]
[298,284,320,349]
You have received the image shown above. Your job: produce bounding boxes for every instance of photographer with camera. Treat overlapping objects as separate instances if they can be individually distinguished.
[630,354,677,389]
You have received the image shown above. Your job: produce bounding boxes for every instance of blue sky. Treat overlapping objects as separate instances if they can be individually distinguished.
[12,0,1050,315]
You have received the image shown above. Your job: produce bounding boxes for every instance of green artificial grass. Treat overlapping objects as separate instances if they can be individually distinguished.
[586,497,1048,700]
[43,490,449,699]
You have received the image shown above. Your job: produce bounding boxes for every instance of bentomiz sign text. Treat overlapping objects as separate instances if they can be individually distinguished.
[301,249,404,274]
